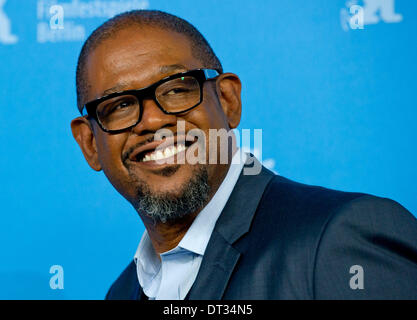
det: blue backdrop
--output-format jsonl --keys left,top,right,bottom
{"left": 0, "top": 0, "right": 416, "bottom": 299}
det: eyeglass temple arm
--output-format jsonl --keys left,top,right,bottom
{"left": 203, "top": 69, "right": 220, "bottom": 79}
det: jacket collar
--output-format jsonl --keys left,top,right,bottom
{"left": 187, "top": 156, "right": 275, "bottom": 299}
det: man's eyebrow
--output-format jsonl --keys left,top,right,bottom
{"left": 100, "top": 83, "right": 128, "bottom": 97}
{"left": 159, "top": 64, "right": 188, "bottom": 74}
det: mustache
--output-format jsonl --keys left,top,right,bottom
{"left": 122, "top": 135, "right": 156, "bottom": 164}
{"left": 122, "top": 132, "right": 185, "bottom": 164}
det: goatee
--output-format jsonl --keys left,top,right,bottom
{"left": 131, "top": 165, "right": 210, "bottom": 223}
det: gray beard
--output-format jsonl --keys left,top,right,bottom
{"left": 131, "top": 165, "right": 210, "bottom": 223}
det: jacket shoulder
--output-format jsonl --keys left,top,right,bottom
{"left": 313, "top": 194, "right": 417, "bottom": 299}
{"left": 257, "top": 175, "right": 367, "bottom": 230}
{"left": 259, "top": 175, "right": 416, "bottom": 243}
{"left": 105, "top": 260, "right": 139, "bottom": 300}
{"left": 255, "top": 175, "right": 415, "bottom": 248}
{"left": 251, "top": 175, "right": 417, "bottom": 299}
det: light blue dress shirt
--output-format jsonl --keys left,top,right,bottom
{"left": 133, "top": 150, "right": 248, "bottom": 300}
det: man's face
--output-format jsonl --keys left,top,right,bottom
{"left": 72, "top": 26, "right": 241, "bottom": 221}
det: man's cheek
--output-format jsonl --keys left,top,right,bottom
{"left": 96, "top": 135, "right": 127, "bottom": 166}
{"left": 102, "top": 164, "right": 138, "bottom": 202}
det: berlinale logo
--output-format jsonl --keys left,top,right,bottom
{"left": 341, "top": 0, "right": 403, "bottom": 31}
{"left": 0, "top": 0, "right": 18, "bottom": 44}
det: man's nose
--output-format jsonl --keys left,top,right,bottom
{"left": 130, "top": 98, "right": 178, "bottom": 135}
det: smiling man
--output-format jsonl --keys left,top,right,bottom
{"left": 71, "top": 10, "right": 417, "bottom": 300}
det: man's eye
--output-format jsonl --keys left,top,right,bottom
{"left": 106, "top": 101, "right": 135, "bottom": 114}
{"left": 100, "top": 99, "right": 136, "bottom": 117}
{"left": 114, "top": 100, "right": 134, "bottom": 109}
{"left": 165, "top": 87, "right": 189, "bottom": 95}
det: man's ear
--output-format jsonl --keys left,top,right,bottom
{"left": 215, "top": 73, "right": 242, "bottom": 129}
{"left": 70, "top": 117, "right": 102, "bottom": 171}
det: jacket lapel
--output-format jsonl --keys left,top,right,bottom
{"left": 188, "top": 157, "right": 275, "bottom": 299}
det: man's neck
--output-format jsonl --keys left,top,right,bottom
{"left": 142, "top": 211, "right": 199, "bottom": 254}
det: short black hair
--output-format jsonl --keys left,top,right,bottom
{"left": 76, "top": 9, "right": 223, "bottom": 112}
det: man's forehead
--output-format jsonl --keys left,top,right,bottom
{"left": 89, "top": 25, "right": 194, "bottom": 67}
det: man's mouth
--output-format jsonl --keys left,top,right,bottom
{"left": 128, "top": 136, "right": 196, "bottom": 164}
{"left": 140, "top": 143, "right": 187, "bottom": 162}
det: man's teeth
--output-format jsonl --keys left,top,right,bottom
{"left": 142, "top": 144, "right": 187, "bottom": 162}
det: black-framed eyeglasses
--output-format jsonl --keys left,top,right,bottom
{"left": 80, "top": 68, "right": 221, "bottom": 133}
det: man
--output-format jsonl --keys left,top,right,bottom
{"left": 71, "top": 10, "right": 417, "bottom": 299}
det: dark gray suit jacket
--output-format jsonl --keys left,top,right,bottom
{"left": 106, "top": 163, "right": 417, "bottom": 299}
